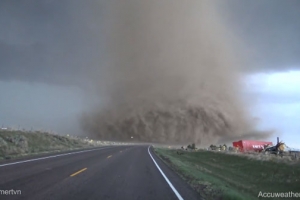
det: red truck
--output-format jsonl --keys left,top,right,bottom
{"left": 233, "top": 140, "right": 273, "bottom": 152}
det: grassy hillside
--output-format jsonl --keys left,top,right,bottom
{"left": 154, "top": 148, "right": 300, "bottom": 200}
{"left": 0, "top": 130, "right": 94, "bottom": 159}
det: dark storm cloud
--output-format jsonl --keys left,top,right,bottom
{"left": 220, "top": 0, "right": 300, "bottom": 72}
{"left": 0, "top": 0, "right": 105, "bottom": 86}
{"left": 3, "top": 0, "right": 296, "bottom": 143}
{"left": 0, "top": 0, "right": 299, "bottom": 86}
{"left": 79, "top": 0, "right": 270, "bottom": 144}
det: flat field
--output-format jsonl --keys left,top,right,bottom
{"left": 154, "top": 148, "right": 300, "bottom": 200}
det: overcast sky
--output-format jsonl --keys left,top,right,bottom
{"left": 1, "top": 0, "right": 300, "bottom": 84}
{"left": 244, "top": 71, "right": 300, "bottom": 148}
{"left": 0, "top": 0, "right": 299, "bottom": 147}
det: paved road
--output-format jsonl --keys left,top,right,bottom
{"left": 0, "top": 146, "right": 201, "bottom": 200}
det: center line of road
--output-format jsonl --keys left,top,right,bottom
{"left": 70, "top": 168, "right": 87, "bottom": 177}
{"left": 148, "top": 146, "right": 184, "bottom": 200}
{"left": 107, "top": 155, "right": 112, "bottom": 158}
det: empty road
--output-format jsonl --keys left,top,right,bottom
{"left": 0, "top": 146, "right": 200, "bottom": 200}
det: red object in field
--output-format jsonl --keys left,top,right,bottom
{"left": 232, "top": 140, "right": 273, "bottom": 152}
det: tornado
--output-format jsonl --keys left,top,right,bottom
{"left": 80, "top": 0, "right": 267, "bottom": 145}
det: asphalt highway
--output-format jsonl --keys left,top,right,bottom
{"left": 0, "top": 146, "right": 201, "bottom": 200}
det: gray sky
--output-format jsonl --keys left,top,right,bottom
{"left": 0, "top": 1, "right": 299, "bottom": 145}
{"left": 0, "top": 0, "right": 105, "bottom": 86}
{"left": 0, "top": 0, "right": 300, "bottom": 85}
{"left": 219, "top": 0, "right": 300, "bottom": 72}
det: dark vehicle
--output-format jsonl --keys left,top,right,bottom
{"left": 263, "top": 143, "right": 284, "bottom": 155}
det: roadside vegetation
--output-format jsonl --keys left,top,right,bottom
{"left": 0, "top": 130, "right": 97, "bottom": 160}
{"left": 154, "top": 148, "right": 300, "bottom": 200}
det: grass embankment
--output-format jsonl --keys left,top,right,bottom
{"left": 154, "top": 148, "right": 300, "bottom": 200}
{"left": 0, "top": 130, "right": 94, "bottom": 160}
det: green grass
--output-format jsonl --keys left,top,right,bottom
{"left": 0, "top": 130, "right": 93, "bottom": 159}
{"left": 154, "top": 148, "right": 300, "bottom": 200}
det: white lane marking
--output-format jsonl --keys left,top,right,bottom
{"left": 0, "top": 146, "right": 113, "bottom": 167}
{"left": 148, "top": 146, "right": 184, "bottom": 200}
